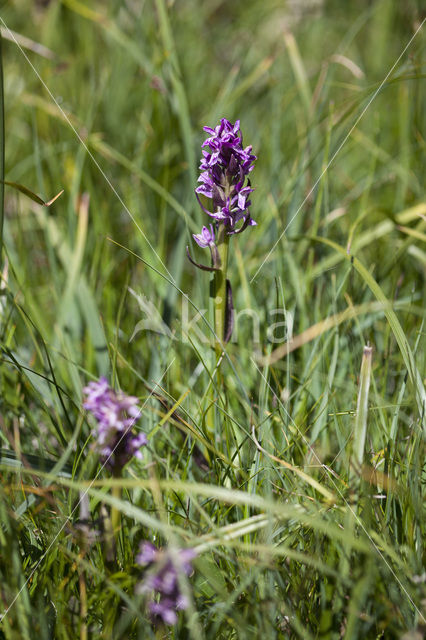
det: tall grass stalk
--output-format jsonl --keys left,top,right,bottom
{"left": 351, "top": 344, "right": 373, "bottom": 496}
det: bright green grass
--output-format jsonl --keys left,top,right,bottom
{"left": 0, "top": 1, "right": 425, "bottom": 638}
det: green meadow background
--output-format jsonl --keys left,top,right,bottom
{"left": 0, "top": 0, "right": 424, "bottom": 638}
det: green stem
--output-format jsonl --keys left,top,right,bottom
{"left": 111, "top": 483, "right": 121, "bottom": 537}
{"left": 213, "top": 225, "right": 229, "bottom": 361}
{"left": 78, "top": 552, "right": 88, "bottom": 640}
{"left": 339, "top": 345, "right": 373, "bottom": 585}
{"left": 205, "top": 225, "right": 229, "bottom": 442}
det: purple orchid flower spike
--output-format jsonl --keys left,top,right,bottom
{"left": 83, "top": 377, "right": 147, "bottom": 474}
{"left": 188, "top": 117, "right": 257, "bottom": 348}
{"left": 194, "top": 117, "right": 256, "bottom": 232}
{"left": 136, "top": 542, "right": 197, "bottom": 626}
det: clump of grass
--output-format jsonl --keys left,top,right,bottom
{"left": 0, "top": 1, "right": 425, "bottom": 638}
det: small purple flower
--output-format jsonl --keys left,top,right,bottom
{"left": 195, "top": 118, "right": 256, "bottom": 231}
{"left": 193, "top": 224, "right": 215, "bottom": 249}
{"left": 136, "top": 541, "right": 196, "bottom": 626}
{"left": 83, "top": 377, "right": 147, "bottom": 472}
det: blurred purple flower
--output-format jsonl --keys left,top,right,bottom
{"left": 83, "top": 377, "right": 147, "bottom": 472}
{"left": 136, "top": 541, "right": 196, "bottom": 626}
{"left": 195, "top": 118, "right": 256, "bottom": 231}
